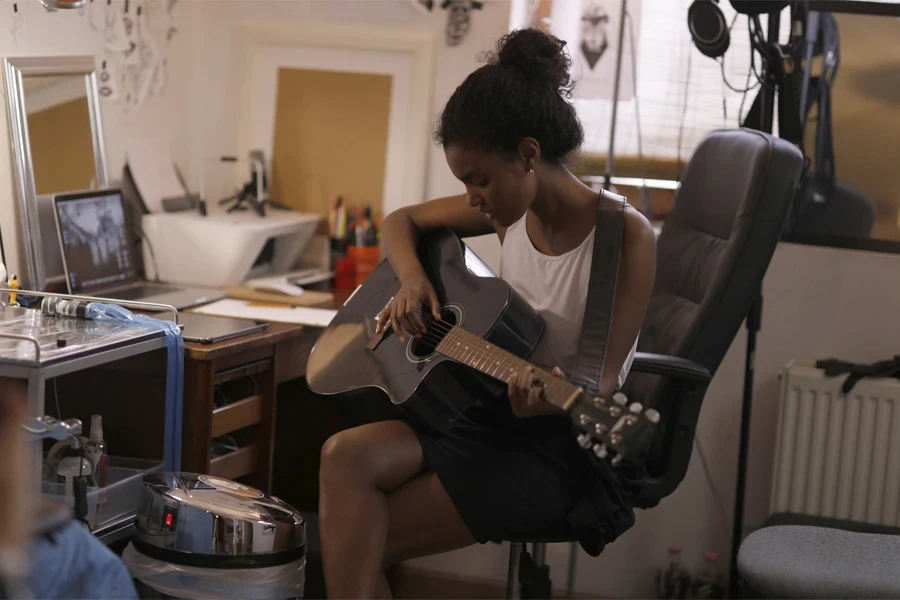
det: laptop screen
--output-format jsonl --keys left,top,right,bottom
{"left": 54, "top": 190, "right": 139, "bottom": 293}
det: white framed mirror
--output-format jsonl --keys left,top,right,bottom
{"left": 3, "top": 56, "right": 108, "bottom": 289}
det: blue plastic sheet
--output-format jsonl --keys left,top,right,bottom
{"left": 87, "top": 303, "right": 184, "bottom": 470}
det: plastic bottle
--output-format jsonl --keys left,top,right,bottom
{"left": 656, "top": 546, "right": 691, "bottom": 599}
{"left": 84, "top": 415, "right": 108, "bottom": 487}
{"left": 693, "top": 552, "right": 725, "bottom": 599}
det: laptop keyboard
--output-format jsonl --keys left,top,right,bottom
{"left": 113, "top": 283, "right": 180, "bottom": 300}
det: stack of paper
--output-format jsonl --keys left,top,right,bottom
{"left": 193, "top": 299, "right": 336, "bottom": 327}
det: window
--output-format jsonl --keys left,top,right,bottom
{"left": 511, "top": 0, "right": 791, "bottom": 180}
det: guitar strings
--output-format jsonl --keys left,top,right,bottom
{"left": 386, "top": 313, "right": 567, "bottom": 389}
{"left": 394, "top": 315, "right": 566, "bottom": 392}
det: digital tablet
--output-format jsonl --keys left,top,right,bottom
{"left": 179, "top": 312, "right": 268, "bottom": 344}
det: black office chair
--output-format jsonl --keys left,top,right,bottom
{"left": 506, "top": 128, "right": 804, "bottom": 598}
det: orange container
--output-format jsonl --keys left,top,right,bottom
{"left": 333, "top": 256, "right": 357, "bottom": 289}
{"left": 347, "top": 245, "right": 381, "bottom": 285}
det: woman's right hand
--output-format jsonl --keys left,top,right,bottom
{"left": 375, "top": 275, "right": 442, "bottom": 342}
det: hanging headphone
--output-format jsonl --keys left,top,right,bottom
{"left": 688, "top": 0, "right": 730, "bottom": 59}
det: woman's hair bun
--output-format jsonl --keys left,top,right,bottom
{"left": 492, "top": 29, "right": 574, "bottom": 98}
{"left": 437, "top": 27, "right": 584, "bottom": 164}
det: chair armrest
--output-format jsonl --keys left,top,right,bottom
{"left": 631, "top": 352, "right": 711, "bottom": 382}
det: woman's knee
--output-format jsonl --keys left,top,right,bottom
{"left": 320, "top": 429, "right": 370, "bottom": 483}
{"left": 319, "top": 421, "right": 424, "bottom": 493}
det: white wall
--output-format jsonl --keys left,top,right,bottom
{"left": 0, "top": 0, "right": 194, "bottom": 280}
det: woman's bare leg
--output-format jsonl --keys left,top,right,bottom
{"left": 319, "top": 421, "right": 475, "bottom": 598}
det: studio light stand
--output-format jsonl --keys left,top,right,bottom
{"left": 729, "top": 9, "right": 788, "bottom": 598}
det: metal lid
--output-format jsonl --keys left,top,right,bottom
{"left": 134, "top": 473, "right": 305, "bottom": 567}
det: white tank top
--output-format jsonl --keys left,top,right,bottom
{"left": 499, "top": 213, "right": 637, "bottom": 389}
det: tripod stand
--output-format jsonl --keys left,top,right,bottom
{"left": 214, "top": 152, "right": 269, "bottom": 217}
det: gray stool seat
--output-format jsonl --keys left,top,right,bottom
{"left": 738, "top": 525, "right": 900, "bottom": 598}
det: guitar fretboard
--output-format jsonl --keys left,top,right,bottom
{"left": 435, "top": 326, "right": 581, "bottom": 409}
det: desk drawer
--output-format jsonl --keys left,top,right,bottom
{"left": 209, "top": 445, "right": 257, "bottom": 481}
{"left": 214, "top": 358, "right": 272, "bottom": 386}
{"left": 211, "top": 395, "right": 263, "bottom": 438}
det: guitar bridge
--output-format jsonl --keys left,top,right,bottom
{"left": 367, "top": 298, "right": 394, "bottom": 351}
{"left": 366, "top": 325, "right": 390, "bottom": 351}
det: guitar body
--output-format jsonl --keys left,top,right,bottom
{"left": 307, "top": 229, "right": 544, "bottom": 434}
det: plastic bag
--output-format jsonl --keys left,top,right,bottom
{"left": 122, "top": 544, "right": 305, "bottom": 600}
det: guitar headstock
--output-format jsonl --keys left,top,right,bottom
{"left": 567, "top": 390, "right": 659, "bottom": 465}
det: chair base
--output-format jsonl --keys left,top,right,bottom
{"left": 507, "top": 543, "right": 553, "bottom": 599}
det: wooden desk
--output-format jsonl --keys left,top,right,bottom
{"left": 180, "top": 285, "right": 351, "bottom": 494}
{"left": 179, "top": 322, "right": 317, "bottom": 491}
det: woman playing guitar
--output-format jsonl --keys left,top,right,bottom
{"left": 319, "top": 28, "right": 657, "bottom": 598}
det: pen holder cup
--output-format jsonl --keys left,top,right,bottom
{"left": 333, "top": 257, "right": 357, "bottom": 289}
{"left": 347, "top": 245, "right": 381, "bottom": 286}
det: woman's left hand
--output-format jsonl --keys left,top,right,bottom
{"left": 508, "top": 366, "right": 566, "bottom": 418}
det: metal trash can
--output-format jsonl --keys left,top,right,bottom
{"left": 122, "top": 473, "right": 306, "bottom": 599}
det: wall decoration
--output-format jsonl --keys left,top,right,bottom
{"left": 11, "top": 3, "right": 24, "bottom": 44}
{"left": 441, "top": 0, "right": 482, "bottom": 47}
{"left": 98, "top": 59, "right": 119, "bottom": 101}
{"left": 571, "top": 0, "right": 642, "bottom": 100}
{"left": 104, "top": 0, "right": 131, "bottom": 53}
{"left": 88, "top": 0, "right": 103, "bottom": 30}
{"left": 96, "top": 0, "right": 176, "bottom": 116}
{"left": 580, "top": 2, "right": 609, "bottom": 69}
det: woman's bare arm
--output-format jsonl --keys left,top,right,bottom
{"left": 381, "top": 194, "right": 501, "bottom": 283}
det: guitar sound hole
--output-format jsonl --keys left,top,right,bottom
{"left": 409, "top": 308, "right": 458, "bottom": 359}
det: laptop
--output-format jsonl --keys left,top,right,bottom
{"left": 53, "top": 188, "right": 226, "bottom": 310}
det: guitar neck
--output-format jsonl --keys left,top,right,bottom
{"left": 435, "top": 326, "right": 582, "bottom": 410}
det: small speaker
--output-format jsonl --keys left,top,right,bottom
{"left": 688, "top": 0, "right": 730, "bottom": 59}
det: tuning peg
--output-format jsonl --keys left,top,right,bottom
{"left": 577, "top": 434, "right": 592, "bottom": 449}
{"left": 594, "top": 423, "right": 607, "bottom": 436}
{"left": 592, "top": 444, "right": 608, "bottom": 459}
{"left": 579, "top": 414, "right": 591, "bottom": 427}
{"left": 612, "top": 392, "right": 627, "bottom": 406}
{"left": 644, "top": 408, "right": 661, "bottom": 423}
{"left": 629, "top": 402, "right": 643, "bottom": 414}
{"left": 611, "top": 455, "right": 623, "bottom": 466}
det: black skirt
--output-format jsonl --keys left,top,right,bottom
{"left": 413, "top": 393, "right": 642, "bottom": 557}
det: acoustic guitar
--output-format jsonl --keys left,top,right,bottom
{"left": 306, "top": 229, "right": 658, "bottom": 464}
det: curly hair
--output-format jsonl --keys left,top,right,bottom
{"left": 435, "top": 28, "right": 584, "bottom": 164}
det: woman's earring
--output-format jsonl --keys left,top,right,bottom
{"left": 528, "top": 164, "right": 535, "bottom": 175}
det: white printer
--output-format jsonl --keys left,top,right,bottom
{"left": 141, "top": 208, "right": 320, "bottom": 288}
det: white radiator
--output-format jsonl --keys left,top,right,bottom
{"left": 770, "top": 360, "right": 900, "bottom": 526}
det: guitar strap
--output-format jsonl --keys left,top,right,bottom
{"left": 567, "top": 189, "right": 627, "bottom": 399}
